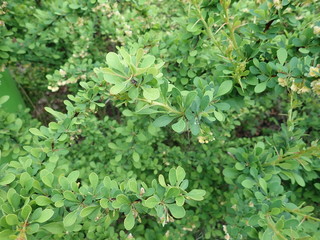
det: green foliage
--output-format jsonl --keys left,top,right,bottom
{"left": 1, "top": 0, "right": 320, "bottom": 239}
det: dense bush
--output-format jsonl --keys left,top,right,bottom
{"left": 1, "top": 0, "right": 320, "bottom": 239}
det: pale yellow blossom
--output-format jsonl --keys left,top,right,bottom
{"left": 297, "top": 86, "right": 310, "bottom": 94}
{"left": 309, "top": 67, "right": 319, "bottom": 77}
{"left": 314, "top": 26, "right": 320, "bottom": 35}
{"left": 290, "top": 83, "right": 299, "bottom": 92}
{"left": 59, "top": 69, "right": 66, "bottom": 77}
{"left": 47, "top": 86, "right": 59, "bottom": 92}
{"left": 278, "top": 77, "right": 287, "bottom": 87}
{"left": 311, "top": 80, "right": 320, "bottom": 95}
{"left": 273, "top": 0, "right": 282, "bottom": 10}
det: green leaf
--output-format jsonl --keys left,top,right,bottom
{"left": 293, "top": 173, "right": 305, "bottom": 187}
{"left": 124, "top": 211, "right": 135, "bottom": 230}
{"left": 21, "top": 205, "right": 32, "bottom": 220}
{"left": 144, "top": 196, "right": 160, "bottom": 208}
{"left": 0, "top": 173, "right": 15, "bottom": 185}
{"left": 259, "top": 178, "right": 268, "bottom": 193}
{"left": 254, "top": 82, "right": 267, "bottom": 93}
{"left": 223, "top": 168, "right": 239, "bottom": 179}
{"left": 186, "top": 189, "right": 206, "bottom": 201}
{"left": 166, "top": 187, "right": 180, "bottom": 199}
{"left": 0, "top": 95, "right": 9, "bottom": 105}
{"left": 89, "top": 172, "right": 99, "bottom": 190}
{"left": 100, "top": 199, "right": 109, "bottom": 208}
{"left": 40, "top": 170, "right": 54, "bottom": 188}
{"left": 127, "top": 178, "right": 138, "bottom": 193}
{"left": 63, "top": 191, "right": 78, "bottom": 202}
{"left": 140, "top": 55, "right": 155, "bottom": 68}
{"left": 176, "top": 166, "right": 186, "bottom": 184}
{"left": 7, "top": 189, "right": 20, "bottom": 210}
{"left": 110, "top": 82, "right": 126, "bottom": 95}
{"left": 119, "top": 49, "right": 131, "bottom": 65}
{"left": 29, "top": 128, "right": 46, "bottom": 138}
{"left": 167, "top": 204, "right": 186, "bottom": 218}
{"left": 80, "top": 206, "right": 99, "bottom": 218}
{"left": 0, "top": 230, "right": 15, "bottom": 239}
{"left": 175, "top": 196, "right": 185, "bottom": 206}
{"left": 106, "top": 52, "right": 124, "bottom": 73}
{"left": 63, "top": 211, "right": 78, "bottom": 227}
{"left": 67, "top": 171, "right": 80, "bottom": 182}
{"left": 235, "top": 162, "right": 245, "bottom": 171}
{"left": 213, "top": 111, "right": 224, "bottom": 121}
{"left": 169, "top": 168, "right": 177, "bottom": 185}
{"left": 153, "top": 115, "right": 175, "bottom": 128}
{"left": 135, "top": 48, "right": 144, "bottom": 66}
{"left": 5, "top": 214, "right": 19, "bottom": 225}
{"left": 216, "top": 80, "right": 233, "bottom": 97}
{"left": 44, "top": 107, "right": 65, "bottom": 121}
{"left": 277, "top": 48, "right": 288, "bottom": 65}
{"left": 142, "top": 87, "right": 160, "bottom": 101}
{"left": 36, "top": 209, "right": 54, "bottom": 223}
{"left": 112, "top": 194, "right": 130, "bottom": 208}
{"left": 41, "top": 222, "right": 64, "bottom": 234}
{"left": 128, "top": 87, "right": 139, "bottom": 100}
{"left": 35, "top": 196, "right": 52, "bottom": 206}
{"left": 158, "top": 174, "right": 166, "bottom": 187}
{"left": 184, "top": 91, "right": 197, "bottom": 108}
{"left": 132, "top": 151, "right": 140, "bottom": 162}
{"left": 172, "top": 118, "right": 186, "bottom": 133}
{"left": 241, "top": 179, "right": 255, "bottom": 189}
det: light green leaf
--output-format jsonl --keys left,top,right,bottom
{"left": 172, "top": 118, "right": 186, "bottom": 133}
{"left": 158, "top": 174, "right": 166, "bottom": 187}
{"left": 40, "top": 170, "right": 54, "bottom": 188}
{"left": 176, "top": 166, "right": 186, "bottom": 184}
{"left": 41, "top": 222, "right": 64, "bottom": 234}
{"left": 127, "top": 178, "right": 138, "bottom": 193}
{"left": 166, "top": 187, "right": 180, "bottom": 199}
{"left": 80, "top": 206, "right": 99, "bottom": 218}
{"left": 169, "top": 168, "right": 177, "bottom": 185}
{"left": 5, "top": 214, "right": 19, "bottom": 225}
{"left": 186, "top": 189, "right": 206, "bottom": 201}
{"left": 112, "top": 194, "right": 130, "bottom": 208}
{"left": 293, "top": 173, "right": 305, "bottom": 187}
{"left": 0, "top": 95, "right": 9, "bottom": 105}
{"left": 144, "top": 196, "right": 160, "bottom": 208}
{"left": 106, "top": 52, "right": 124, "bottom": 72}
{"left": 241, "top": 179, "right": 255, "bottom": 189}
{"left": 63, "top": 191, "right": 78, "bottom": 202}
{"left": 140, "top": 55, "right": 155, "bottom": 68}
{"left": 89, "top": 172, "right": 99, "bottom": 190}
{"left": 135, "top": 48, "right": 144, "bottom": 66}
{"left": 21, "top": 205, "right": 32, "bottom": 220}
{"left": 132, "top": 151, "right": 140, "bottom": 162}
{"left": 124, "top": 211, "right": 135, "bottom": 230}
{"left": 216, "top": 80, "right": 233, "bottom": 97}
{"left": 277, "top": 48, "right": 288, "bottom": 65}
{"left": 0, "top": 173, "right": 15, "bottom": 185}
{"left": 110, "top": 82, "right": 126, "bottom": 95}
{"left": 213, "top": 111, "right": 224, "bottom": 121}
{"left": 100, "top": 199, "right": 109, "bottom": 208}
{"left": 259, "top": 178, "right": 268, "bottom": 193}
{"left": 175, "top": 196, "right": 185, "bottom": 206}
{"left": 167, "top": 204, "right": 186, "bottom": 218}
{"left": 35, "top": 196, "right": 52, "bottom": 206}
{"left": 63, "top": 211, "right": 78, "bottom": 227}
{"left": 254, "top": 82, "right": 267, "bottom": 93}
{"left": 36, "top": 209, "right": 54, "bottom": 223}
{"left": 153, "top": 115, "right": 175, "bottom": 128}
{"left": 142, "top": 87, "right": 160, "bottom": 101}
